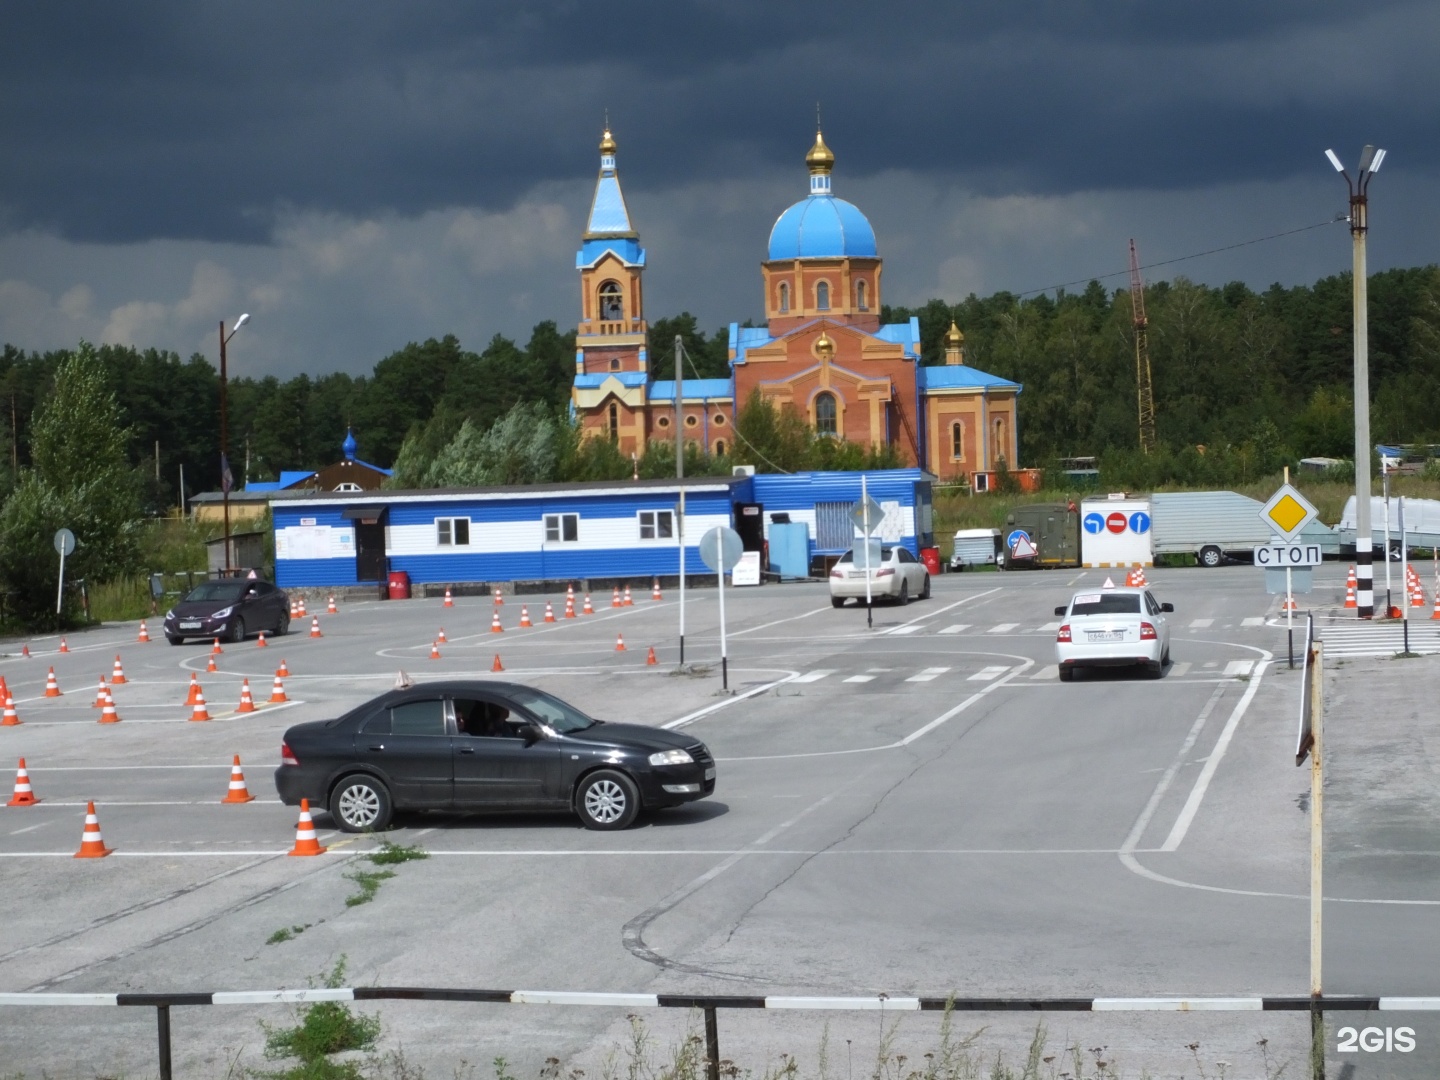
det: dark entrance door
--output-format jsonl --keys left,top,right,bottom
{"left": 733, "top": 502, "right": 765, "bottom": 551}
{"left": 354, "top": 517, "right": 386, "bottom": 581}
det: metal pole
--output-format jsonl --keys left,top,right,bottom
{"left": 55, "top": 546, "right": 66, "bottom": 622}
{"left": 703, "top": 1005, "right": 720, "bottom": 1080}
{"left": 219, "top": 321, "right": 231, "bottom": 574}
{"left": 1383, "top": 464, "right": 1392, "bottom": 614}
{"left": 862, "top": 473, "right": 873, "bottom": 630}
{"left": 675, "top": 335, "right": 685, "bottom": 665}
{"left": 1401, "top": 497, "right": 1410, "bottom": 654}
{"left": 1309, "top": 638, "right": 1325, "bottom": 1080}
{"left": 1351, "top": 187, "right": 1373, "bottom": 619}
{"left": 1287, "top": 565, "right": 1294, "bottom": 669}
{"left": 156, "top": 1004, "right": 173, "bottom": 1080}
{"left": 718, "top": 552, "right": 728, "bottom": 692}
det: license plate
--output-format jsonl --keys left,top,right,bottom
{"left": 179, "top": 621, "right": 202, "bottom": 630}
{"left": 704, "top": 767, "right": 715, "bottom": 781}
{"left": 1087, "top": 631, "right": 1123, "bottom": 642}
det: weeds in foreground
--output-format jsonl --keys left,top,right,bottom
{"left": 255, "top": 958, "right": 380, "bottom": 1080}
{"left": 366, "top": 840, "right": 431, "bottom": 866}
{"left": 343, "top": 870, "right": 396, "bottom": 907}
{"left": 267, "top": 924, "right": 314, "bottom": 945}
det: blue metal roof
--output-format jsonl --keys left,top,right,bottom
{"left": 244, "top": 481, "right": 281, "bottom": 493}
{"left": 768, "top": 195, "right": 877, "bottom": 260}
{"left": 648, "top": 378, "right": 734, "bottom": 401}
{"left": 729, "top": 320, "right": 918, "bottom": 364}
{"left": 586, "top": 172, "right": 635, "bottom": 236}
{"left": 918, "top": 366, "right": 1023, "bottom": 392}
{"left": 352, "top": 458, "right": 393, "bottom": 477}
{"left": 576, "top": 237, "right": 646, "bottom": 268}
{"left": 574, "top": 371, "right": 649, "bottom": 389}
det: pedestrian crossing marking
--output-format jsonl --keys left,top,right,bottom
{"left": 988, "top": 623, "right": 1019, "bottom": 634}
{"left": 1242, "top": 617, "right": 1264, "bottom": 628}
{"left": 793, "top": 670, "right": 834, "bottom": 683}
{"left": 1031, "top": 665, "right": 1058, "bottom": 680}
{"left": 906, "top": 667, "right": 951, "bottom": 682}
{"left": 1171, "top": 662, "right": 1192, "bottom": 677}
{"left": 886, "top": 625, "right": 922, "bottom": 635}
{"left": 1189, "top": 619, "right": 1214, "bottom": 629}
{"left": 1223, "top": 660, "right": 1254, "bottom": 677}
{"left": 968, "top": 665, "right": 1011, "bottom": 682}
{"left": 842, "top": 675, "right": 876, "bottom": 683}
{"left": 1037, "top": 621, "right": 1062, "bottom": 632}
{"left": 938, "top": 624, "right": 971, "bottom": 634}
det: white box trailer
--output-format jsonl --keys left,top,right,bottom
{"left": 1151, "top": 490, "right": 1338, "bottom": 567}
{"left": 1338, "top": 496, "right": 1440, "bottom": 556}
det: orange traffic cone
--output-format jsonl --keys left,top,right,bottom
{"left": 189, "top": 689, "right": 211, "bottom": 722}
{"left": 519, "top": 606, "right": 533, "bottom": 628}
{"left": 256, "top": 630, "right": 268, "bottom": 648}
{"left": 92, "top": 676, "right": 109, "bottom": 708}
{"left": 429, "top": 641, "right": 441, "bottom": 660}
{"left": 98, "top": 689, "right": 120, "bottom": 724}
{"left": 327, "top": 595, "right": 338, "bottom": 614}
{"left": 564, "top": 594, "right": 576, "bottom": 619}
{"left": 492, "top": 585, "right": 503, "bottom": 606}
{"left": 21, "top": 644, "right": 30, "bottom": 658}
{"left": 138, "top": 621, "right": 150, "bottom": 643}
{"left": 7, "top": 758, "right": 37, "bottom": 804}
{"left": 289, "top": 599, "right": 298, "bottom": 620}
{"left": 583, "top": 594, "right": 594, "bottom": 615}
{"left": 623, "top": 585, "right": 633, "bottom": 606}
{"left": 297, "top": 597, "right": 307, "bottom": 618}
{"left": 237, "top": 679, "right": 256, "bottom": 713}
{"left": 491, "top": 653, "right": 504, "bottom": 672}
{"left": 646, "top": 646, "right": 657, "bottom": 666}
{"left": 566, "top": 583, "right": 576, "bottom": 606}
{"left": 277, "top": 659, "right": 290, "bottom": 677}
{"left": 212, "top": 638, "right": 223, "bottom": 654}
{"left": 44, "top": 667, "right": 61, "bottom": 697}
{"left": 110, "top": 655, "right": 127, "bottom": 684}
{"left": 1282, "top": 595, "right": 1298, "bottom": 612}
{"left": 544, "top": 602, "right": 556, "bottom": 623}
{"left": 652, "top": 578, "right": 662, "bottom": 601}
{"left": 74, "top": 802, "right": 112, "bottom": 858}
{"left": 59, "top": 637, "right": 69, "bottom": 654}
{"left": 309, "top": 616, "right": 322, "bottom": 638}
{"left": 443, "top": 588, "right": 454, "bottom": 608}
{"left": 615, "top": 633, "right": 626, "bottom": 652}
{"left": 611, "top": 587, "right": 622, "bottom": 608}
{"left": 185, "top": 672, "right": 201, "bottom": 705}
{"left": 490, "top": 609, "right": 503, "bottom": 634}
{"left": 1343, "top": 580, "right": 1358, "bottom": 609}
{"left": 222, "top": 755, "right": 255, "bottom": 803}
{"left": 206, "top": 653, "right": 218, "bottom": 673}
{"left": 437, "top": 627, "right": 447, "bottom": 643}
{"left": 2, "top": 693, "right": 20, "bottom": 727}
{"left": 1430, "top": 593, "right": 1440, "bottom": 620}
{"left": 287, "top": 798, "right": 326, "bottom": 856}
{"left": 269, "top": 674, "right": 288, "bottom": 703}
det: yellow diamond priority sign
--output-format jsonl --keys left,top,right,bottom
{"left": 1260, "top": 483, "right": 1319, "bottom": 541}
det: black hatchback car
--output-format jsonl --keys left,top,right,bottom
{"left": 164, "top": 578, "right": 291, "bottom": 644}
{"left": 274, "top": 680, "right": 716, "bottom": 831}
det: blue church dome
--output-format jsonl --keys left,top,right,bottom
{"left": 767, "top": 195, "right": 877, "bottom": 260}
{"left": 342, "top": 429, "right": 357, "bottom": 460}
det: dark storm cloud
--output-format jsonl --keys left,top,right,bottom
{"left": 2, "top": 1, "right": 1433, "bottom": 246}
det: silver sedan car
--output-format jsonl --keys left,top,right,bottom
{"left": 1054, "top": 585, "right": 1173, "bottom": 681}
{"left": 829, "top": 546, "right": 931, "bottom": 607}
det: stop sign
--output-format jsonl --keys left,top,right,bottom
{"left": 1106, "top": 512, "right": 1127, "bottom": 534}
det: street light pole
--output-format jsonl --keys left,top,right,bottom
{"left": 1327, "top": 145, "right": 1385, "bottom": 619}
{"left": 218, "top": 313, "right": 250, "bottom": 574}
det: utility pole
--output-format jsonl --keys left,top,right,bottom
{"left": 1327, "top": 145, "right": 1386, "bottom": 619}
{"left": 217, "top": 314, "right": 250, "bottom": 574}
{"left": 1129, "top": 239, "right": 1157, "bottom": 454}
{"left": 675, "top": 334, "right": 686, "bottom": 664}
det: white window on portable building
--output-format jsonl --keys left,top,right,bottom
{"left": 544, "top": 513, "right": 579, "bottom": 543}
{"left": 639, "top": 509, "right": 674, "bottom": 540}
{"left": 437, "top": 518, "right": 471, "bottom": 546}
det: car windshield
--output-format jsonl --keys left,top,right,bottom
{"left": 507, "top": 687, "right": 597, "bottom": 732}
{"left": 835, "top": 548, "right": 895, "bottom": 564}
{"left": 1069, "top": 593, "right": 1142, "bottom": 616}
{"left": 182, "top": 582, "right": 247, "bottom": 603}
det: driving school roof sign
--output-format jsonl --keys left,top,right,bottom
{"left": 1079, "top": 497, "right": 1152, "bottom": 568}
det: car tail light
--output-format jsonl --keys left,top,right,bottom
{"left": 280, "top": 741, "right": 299, "bottom": 766}
{"left": 875, "top": 568, "right": 894, "bottom": 578}
{"left": 1056, "top": 624, "right": 1071, "bottom": 642}
{"left": 830, "top": 568, "right": 844, "bottom": 578}
{"left": 1140, "top": 622, "right": 1157, "bottom": 640}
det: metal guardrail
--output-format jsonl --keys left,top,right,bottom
{"left": 2, "top": 987, "right": 1433, "bottom": 1080}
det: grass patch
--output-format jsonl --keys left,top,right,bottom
{"left": 255, "top": 958, "right": 380, "bottom": 1080}
{"left": 366, "top": 840, "right": 430, "bottom": 866}
{"left": 343, "top": 869, "right": 395, "bottom": 907}
{"left": 267, "top": 924, "right": 313, "bottom": 945}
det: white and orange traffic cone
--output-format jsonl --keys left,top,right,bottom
{"left": 615, "top": 632, "right": 626, "bottom": 652}
{"left": 611, "top": 587, "right": 622, "bottom": 608}
{"left": 443, "top": 588, "right": 454, "bottom": 608}
{"left": 492, "top": 585, "right": 503, "bottom": 606}
{"left": 429, "top": 641, "right": 441, "bottom": 660}
{"left": 44, "top": 667, "right": 61, "bottom": 697}
{"left": 490, "top": 609, "right": 503, "bottom": 634}
{"left": 212, "top": 638, "right": 223, "bottom": 654}
{"left": 8, "top": 758, "right": 37, "bottom": 804}
{"left": 543, "top": 602, "right": 556, "bottom": 623}
{"left": 289, "top": 598, "right": 298, "bottom": 620}
{"left": 328, "top": 595, "right": 338, "bottom": 615}
{"left": 583, "top": 593, "right": 594, "bottom": 615}
{"left": 564, "top": 594, "right": 576, "bottom": 619}
{"left": 519, "top": 606, "right": 533, "bottom": 628}
{"left": 623, "top": 585, "right": 633, "bottom": 607}
{"left": 189, "top": 689, "right": 211, "bottom": 722}
{"left": 646, "top": 646, "right": 657, "bottom": 666}
{"left": 222, "top": 755, "right": 255, "bottom": 803}
{"left": 185, "top": 672, "right": 201, "bottom": 706}
{"left": 137, "top": 621, "right": 150, "bottom": 643}
{"left": 98, "top": 688, "right": 120, "bottom": 724}
{"left": 309, "top": 616, "right": 322, "bottom": 638}
{"left": 59, "top": 637, "right": 69, "bottom": 654}
{"left": 1282, "top": 595, "right": 1298, "bottom": 612}
{"left": 566, "top": 583, "right": 576, "bottom": 606}
{"left": 1344, "top": 566, "right": 1358, "bottom": 608}
{"left": 652, "top": 577, "right": 662, "bottom": 601}
{"left": 74, "top": 802, "right": 112, "bottom": 858}
{"left": 287, "top": 799, "right": 326, "bottom": 856}
{"left": 2, "top": 693, "right": 21, "bottom": 727}
{"left": 269, "top": 674, "right": 289, "bottom": 703}
{"left": 437, "top": 627, "right": 448, "bottom": 644}
{"left": 92, "top": 676, "right": 109, "bottom": 708}
{"left": 297, "top": 597, "right": 307, "bottom": 618}
{"left": 206, "top": 653, "right": 218, "bottom": 673}
{"left": 491, "top": 653, "right": 504, "bottom": 672}
{"left": 110, "top": 655, "right": 127, "bottom": 685}
{"left": 256, "top": 630, "right": 268, "bottom": 648}
{"left": 21, "top": 644, "right": 30, "bottom": 658}
{"left": 237, "top": 679, "right": 256, "bottom": 713}
{"left": 1431, "top": 592, "right": 1440, "bottom": 621}
{"left": 277, "top": 659, "right": 290, "bottom": 678}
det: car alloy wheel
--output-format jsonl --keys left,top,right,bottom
{"left": 897, "top": 580, "right": 909, "bottom": 605}
{"left": 577, "top": 769, "right": 639, "bottom": 830}
{"left": 920, "top": 574, "right": 931, "bottom": 600}
{"left": 331, "top": 775, "right": 392, "bottom": 832}
{"left": 228, "top": 616, "right": 246, "bottom": 644}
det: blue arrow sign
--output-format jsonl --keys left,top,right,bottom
{"left": 1129, "top": 511, "right": 1151, "bottom": 534}
{"left": 1082, "top": 512, "right": 1105, "bottom": 535}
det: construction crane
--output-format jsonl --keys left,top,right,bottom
{"left": 1129, "top": 238, "right": 1157, "bottom": 454}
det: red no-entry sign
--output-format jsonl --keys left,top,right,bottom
{"left": 1106, "top": 512, "right": 1127, "bottom": 534}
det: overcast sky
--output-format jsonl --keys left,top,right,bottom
{"left": 1, "top": 1, "right": 1436, "bottom": 377}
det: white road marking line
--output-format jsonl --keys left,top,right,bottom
{"left": 1036, "top": 622, "right": 1061, "bottom": 632}
{"left": 968, "top": 665, "right": 1011, "bottom": 682}
{"left": 1189, "top": 618, "right": 1214, "bottom": 629}
{"left": 1242, "top": 617, "right": 1264, "bottom": 627}
{"left": 7, "top": 801, "right": 284, "bottom": 807}
{"left": 1030, "top": 665, "right": 1058, "bottom": 680}
{"left": 1171, "top": 662, "right": 1192, "bottom": 677}
{"left": 937, "top": 624, "right": 971, "bottom": 635}
{"left": 906, "top": 667, "right": 951, "bottom": 682}
{"left": 662, "top": 670, "right": 802, "bottom": 729}
{"left": 1202, "top": 662, "right": 1217, "bottom": 669}
{"left": 1222, "top": 660, "right": 1254, "bottom": 677}
{"left": 885, "top": 625, "right": 922, "bottom": 635}
{"left": 878, "top": 587, "right": 1003, "bottom": 635}
{"left": 729, "top": 605, "right": 832, "bottom": 637}
{"left": 791, "top": 670, "right": 835, "bottom": 683}
{"left": 1161, "top": 657, "right": 1272, "bottom": 850}
{"left": 988, "top": 623, "right": 1019, "bottom": 634}
{"left": 9, "top": 822, "right": 52, "bottom": 835}
{"left": 842, "top": 675, "right": 876, "bottom": 683}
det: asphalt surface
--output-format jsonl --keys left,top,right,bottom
{"left": 0, "top": 567, "right": 1437, "bottom": 1078}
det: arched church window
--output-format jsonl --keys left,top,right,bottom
{"left": 599, "top": 281, "right": 624, "bottom": 321}
{"left": 856, "top": 280, "right": 868, "bottom": 311}
{"left": 778, "top": 282, "right": 790, "bottom": 313}
{"left": 950, "top": 421, "right": 964, "bottom": 461}
{"left": 608, "top": 402, "right": 619, "bottom": 441}
{"left": 714, "top": 439, "right": 726, "bottom": 457}
{"left": 816, "top": 281, "right": 830, "bottom": 311}
{"left": 609, "top": 358, "right": 621, "bottom": 371}
{"left": 993, "top": 418, "right": 1006, "bottom": 462}
{"left": 815, "top": 392, "right": 837, "bottom": 436}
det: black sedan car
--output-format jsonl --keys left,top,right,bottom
{"left": 274, "top": 680, "right": 716, "bottom": 831}
{"left": 164, "top": 578, "right": 291, "bottom": 644}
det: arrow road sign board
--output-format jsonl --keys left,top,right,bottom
{"left": 1260, "top": 483, "right": 1319, "bottom": 542}
{"left": 54, "top": 528, "right": 75, "bottom": 556}
{"left": 850, "top": 496, "right": 885, "bottom": 536}
{"left": 699, "top": 526, "right": 744, "bottom": 572}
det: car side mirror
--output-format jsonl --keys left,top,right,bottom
{"left": 1053, "top": 605, "right": 1067, "bottom": 616}
{"left": 1160, "top": 602, "right": 1174, "bottom": 612}
{"left": 522, "top": 724, "right": 545, "bottom": 744}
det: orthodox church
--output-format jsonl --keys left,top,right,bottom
{"left": 569, "top": 127, "right": 1021, "bottom": 483}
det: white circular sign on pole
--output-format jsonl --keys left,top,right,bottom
{"left": 54, "top": 528, "right": 76, "bottom": 556}
{"left": 698, "top": 526, "right": 743, "bottom": 572}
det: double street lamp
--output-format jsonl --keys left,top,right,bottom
{"left": 1326, "top": 145, "right": 1386, "bottom": 619}
{"left": 219, "top": 313, "right": 250, "bottom": 574}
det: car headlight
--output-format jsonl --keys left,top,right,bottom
{"left": 648, "top": 749, "right": 694, "bottom": 767}
{"left": 212, "top": 606, "right": 233, "bottom": 619}
{"left": 164, "top": 609, "right": 175, "bottom": 621}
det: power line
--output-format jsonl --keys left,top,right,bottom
{"left": 1013, "top": 215, "right": 1348, "bottom": 299}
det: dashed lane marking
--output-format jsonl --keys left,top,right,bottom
{"left": 938, "top": 624, "right": 971, "bottom": 635}
{"left": 1189, "top": 619, "right": 1214, "bottom": 629}
{"left": 968, "top": 665, "right": 1012, "bottom": 682}
{"left": 988, "top": 623, "right": 1019, "bottom": 634}
{"left": 842, "top": 675, "right": 876, "bottom": 683}
{"left": 905, "top": 667, "right": 950, "bottom": 683}
{"left": 1242, "top": 617, "right": 1264, "bottom": 627}
{"left": 791, "top": 670, "right": 835, "bottom": 684}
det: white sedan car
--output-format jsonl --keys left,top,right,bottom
{"left": 829, "top": 546, "right": 931, "bottom": 607}
{"left": 1054, "top": 585, "right": 1173, "bottom": 681}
